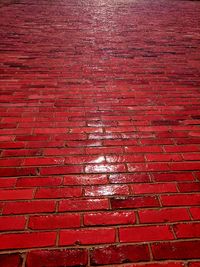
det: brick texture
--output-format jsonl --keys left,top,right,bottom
{"left": 0, "top": 0, "right": 200, "bottom": 266}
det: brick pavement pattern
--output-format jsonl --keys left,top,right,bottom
{"left": 0, "top": 0, "right": 200, "bottom": 266}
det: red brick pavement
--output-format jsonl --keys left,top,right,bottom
{"left": 0, "top": 0, "right": 200, "bottom": 266}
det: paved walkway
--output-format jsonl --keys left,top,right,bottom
{"left": 0, "top": 0, "right": 200, "bottom": 266}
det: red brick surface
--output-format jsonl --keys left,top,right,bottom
{"left": 0, "top": 0, "right": 200, "bottom": 266}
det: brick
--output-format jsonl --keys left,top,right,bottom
{"left": 161, "top": 194, "right": 200, "bottom": 206}
{"left": 145, "top": 153, "right": 182, "bottom": 162}
{"left": 0, "top": 158, "right": 22, "bottom": 167}
{"left": 120, "top": 225, "right": 174, "bottom": 242}
{"left": 0, "top": 189, "right": 34, "bottom": 200}
{"left": 169, "top": 162, "right": 200, "bottom": 171}
{"left": 182, "top": 153, "right": 200, "bottom": 161}
{"left": 125, "top": 145, "right": 162, "bottom": 153}
{"left": 84, "top": 185, "right": 129, "bottom": 196}
{"left": 173, "top": 223, "right": 200, "bottom": 238}
{"left": 152, "top": 240, "right": 200, "bottom": 260}
{"left": 23, "top": 157, "right": 65, "bottom": 166}
{"left": 66, "top": 140, "right": 102, "bottom": 147}
{"left": 26, "top": 141, "right": 64, "bottom": 149}
{"left": 110, "top": 196, "right": 160, "bottom": 209}
{"left": 59, "top": 228, "right": 115, "bottom": 245}
{"left": 0, "top": 254, "right": 22, "bottom": 267}
{"left": 0, "top": 232, "right": 56, "bottom": 249}
{"left": 26, "top": 249, "right": 88, "bottom": 267}
{"left": 139, "top": 208, "right": 190, "bottom": 223}
{"left": 188, "top": 263, "right": 200, "bottom": 267}
{"left": 65, "top": 155, "right": 105, "bottom": 164}
{"left": 86, "top": 146, "right": 123, "bottom": 155}
{"left": 0, "top": 178, "right": 16, "bottom": 188}
{"left": 40, "top": 166, "right": 84, "bottom": 175}
{"left": 0, "top": 216, "right": 26, "bottom": 231}
{"left": 109, "top": 173, "right": 150, "bottom": 183}
{"left": 137, "top": 126, "right": 170, "bottom": 132}
{"left": 164, "top": 145, "right": 200, "bottom": 153}
{"left": 85, "top": 164, "right": 126, "bottom": 173}
{"left": 16, "top": 134, "right": 50, "bottom": 141}
{"left": 141, "top": 139, "right": 174, "bottom": 145}
{"left": 63, "top": 174, "right": 108, "bottom": 185}
{"left": 35, "top": 187, "right": 82, "bottom": 199}
{"left": 0, "top": 141, "right": 26, "bottom": 149}
{"left": 59, "top": 198, "right": 109, "bottom": 212}
{"left": 2, "top": 149, "right": 42, "bottom": 157}
{"left": 43, "top": 148, "right": 84, "bottom": 156}
{"left": 84, "top": 211, "right": 136, "bottom": 226}
{"left": 177, "top": 182, "right": 200, "bottom": 192}
{"left": 127, "top": 163, "right": 170, "bottom": 172}
{"left": 190, "top": 207, "right": 200, "bottom": 220}
{"left": 127, "top": 263, "right": 184, "bottom": 267}
{"left": 106, "top": 154, "right": 144, "bottom": 163}
{"left": 0, "top": 168, "right": 36, "bottom": 177}
{"left": 103, "top": 139, "right": 138, "bottom": 146}
{"left": 16, "top": 177, "right": 62, "bottom": 187}
{"left": 90, "top": 244, "right": 150, "bottom": 265}
{"left": 29, "top": 214, "right": 80, "bottom": 230}
{"left": 152, "top": 172, "right": 194, "bottom": 182}
{"left": 131, "top": 183, "right": 177, "bottom": 194}
{"left": 3, "top": 201, "right": 56, "bottom": 215}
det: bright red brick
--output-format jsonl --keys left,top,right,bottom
{"left": 85, "top": 163, "right": 126, "bottom": 173}
{"left": 139, "top": 208, "right": 190, "bottom": 223}
{"left": 125, "top": 145, "right": 163, "bottom": 153}
{"left": 35, "top": 187, "right": 82, "bottom": 199}
{"left": 59, "top": 228, "right": 115, "bottom": 245}
{"left": 86, "top": 146, "right": 123, "bottom": 155}
{"left": 59, "top": 198, "right": 109, "bottom": 212}
{"left": 0, "top": 178, "right": 16, "bottom": 188}
{"left": 0, "top": 189, "right": 34, "bottom": 200}
{"left": 190, "top": 207, "right": 200, "bottom": 220}
{"left": 16, "top": 177, "right": 62, "bottom": 187}
{"left": 65, "top": 155, "right": 105, "bottom": 164}
{"left": 164, "top": 145, "right": 199, "bottom": 153}
{"left": 0, "top": 158, "right": 22, "bottom": 167}
{"left": 0, "top": 216, "right": 26, "bottom": 231}
{"left": 3, "top": 201, "right": 56, "bottom": 215}
{"left": 84, "top": 185, "right": 129, "bottom": 196}
{"left": 173, "top": 223, "right": 200, "bottom": 238}
{"left": 29, "top": 214, "right": 80, "bottom": 230}
{"left": 40, "top": 166, "right": 84, "bottom": 175}
{"left": 131, "top": 183, "right": 177, "bottom": 194}
{"left": 145, "top": 153, "right": 182, "bottom": 162}
{"left": 127, "top": 163, "right": 170, "bottom": 172}
{"left": 169, "top": 162, "right": 200, "bottom": 171}
{"left": 0, "top": 168, "right": 36, "bottom": 177}
{"left": 84, "top": 211, "right": 136, "bottom": 226}
{"left": 0, "top": 232, "right": 56, "bottom": 249}
{"left": 177, "top": 182, "right": 200, "bottom": 192}
{"left": 109, "top": 173, "right": 150, "bottom": 183}
{"left": 23, "top": 157, "right": 65, "bottom": 166}
{"left": 152, "top": 172, "right": 195, "bottom": 182}
{"left": 161, "top": 194, "right": 200, "bottom": 206}
{"left": 43, "top": 148, "right": 84, "bottom": 156}
{"left": 106, "top": 154, "right": 144, "bottom": 163}
{"left": 63, "top": 174, "right": 108, "bottom": 185}
{"left": 120, "top": 225, "right": 174, "bottom": 242}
